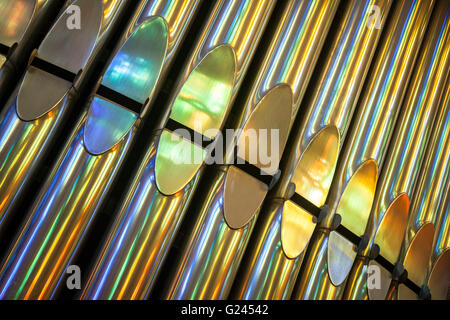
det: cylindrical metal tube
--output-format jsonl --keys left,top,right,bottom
{"left": 233, "top": 0, "right": 392, "bottom": 300}
{"left": 425, "top": 78, "right": 450, "bottom": 301}
{"left": 293, "top": 0, "right": 434, "bottom": 300}
{"left": 0, "top": 0, "right": 201, "bottom": 299}
{"left": 0, "top": 1, "right": 70, "bottom": 110}
{"left": 0, "top": 0, "right": 48, "bottom": 68}
{"left": 163, "top": 0, "right": 340, "bottom": 300}
{"left": 427, "top": 185, "right": 450, "bottom": 300}
{"left": 0, "top": 0, "right": 126, "bottom": 228}
{"left": 343, "top": 1, "right": 450, "bottom": 299}
{"left": 394, "top": 74, "right": 450, "bottom": 300}
{"left": 82, "top": 0, "right": 275, "bottom": 300}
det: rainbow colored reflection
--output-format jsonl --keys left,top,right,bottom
{"left": 102, "top": 17, "right": 168, "bottom": 105}
{"left": 0, "top": 126, "right": 133, "bottom": 299}
{"left": 0, "top": 97, "right": 66, "bottom": 226}
{"left": 0, "top": 0, "right": 37, "bottom": 46}
{"left": 84, "top": 97, "right": 138, "bottom": 155}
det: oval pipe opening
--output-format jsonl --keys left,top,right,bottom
{"left": 337, "top": 160, "right": 378, "bottom": 236}
{"left": 400, "top": 222, "right": 435, "bottom": 299}
{"left": 223, "top": 85, "right": 292, "bottom": 229}
{"left": 281, "top": 200, "right": 316, "bottom": 259}
{"left": 328, "top": 160, "right": 378, "bottom": 286}
{"left": 155, "top": 45, "right": 236, "bottom": 195}
{"left": 374, "top": 193, "right": 410, "bottom": 264}
{"left": 16, "top": 0, "right": 104, "bottom": 121}
{"left": 84, "top": 17, "right": 168, "bottom": 155}
{"left": 291, "top": 126, "right": 340, "bottom": 207}
{"left": 236, "top": 84, "right": 292, "bottom": 174}
{"left": 428, "top": 249, "right": 450, "bottom": 300}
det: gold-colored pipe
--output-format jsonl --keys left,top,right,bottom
{"left": 232, "top": 0, "right": 392, "bottom": 300}
{"left": 393, "top": 75, "right": 450, "bottom": 300}
{"left": 0, "top": 0, "right": 200, "bottom": 299}
{"left": 292, "top": 0, "right": 434, "bottom": 300}
{"left": 162, "top": 0, "right": 340, "bottom": 300}
{"left": 0, "top": 0, "right": 48, "bottom": 68}
{"left": 343, "top": 0, "right": 450, "bottom": 299}
{"left": 81, "top": 0, "right": 275, "bottom": 300}
{"left": 427, "top": 181, "right": 450, "bottom": 300}
{"left": 426, "top": 190, "right": 450, "bottom": 300}
{"left": 0, "top": 0, "right": 126, "bottom": 228}
{"left": 426, "top": 146, "right": 450, "bottom": 300}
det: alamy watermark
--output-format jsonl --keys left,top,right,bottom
{"left": 169, "top": 124, "right": 281, "bottom": 175}
{"left": 66, "top": 4, "right": 81, "bottom": 30}
{"left": 367, "top": 264, "right": 381, "bottom": 290}
{"left": 367, "top": 5, "right": 382, "bottom": 29}
{"left": 66, "top": 265, "right": 81, "bottom": 290}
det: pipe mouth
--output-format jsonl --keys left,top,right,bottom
{"left": 400, "top": 222, "right": 435, "bottom": 299}
{"left": 0, "top": 0, "right": 37, "bottom": 46}
{"left": 223, "top": 166, "right": 267, "bottom": 229}
{"left": 84, "top": 97, "right": 137, "bottom": 155}
{"left": 328, "top": 160, "right": 378, "bottom": 286}
{"left": 37, "top": 0, "right": 102, "bottom": 73}
{"left": 367, "top": 260, "right": 393, "bottom": 300}
{"left": 16, "top": 67, "right": 72, "bottom": 121}
{"left": 155, "top": 45, "right": 236, "bottom": 195}
{"left": 84, "top": 17, "right": 168, "bottom": 155}
{"left": 374, "top": 193, "right": 410, "bottom": 264}
{"left": 292, "top": 125, "right": 340, "bottom": 207}
{"left": 168, "top": 44, "right": 236, "bottom": 138}
{"left": 337, "top": 159, "right": 378, "bottom": 236}
{"left": 222, "top": 85, "right": 292, "bottom": 229}
{"left": 428, "top": 249, "right": 450, "bottom": 300}
{"left": 235, "top": 84, "right": 292, "bottom": 175}
{"left": 281, "top": 200, "right": 316, "bottom": 259}
{"left": 328, "top": 230, "right": 356, "bottom": 286}
{"left": 17, "top": 0, "right": 103, "bottom": 121}
{"left": 101, "top": 16, "right": 168, "bottom": 105}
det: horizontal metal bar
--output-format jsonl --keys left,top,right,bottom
{"left": 290, "top": 193, "right": 321, "bottom": 218}
{"left": 96, "top": 85, "right": 143, "bottom": 114}
{"left": 18, "top": 57, "right": 425, "bottom": 298}
{"left": 31, "top": 56, "right": 77, "bottom": 83}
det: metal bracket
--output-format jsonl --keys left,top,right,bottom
{"left": 392, "top": 262, "right": 408, "bottom": 283}
{"left": 419, "top": 285, "right": 431, "bottom": 300}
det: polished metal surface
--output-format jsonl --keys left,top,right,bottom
{"left": 82, "top": 0, "right": 275, "bottom": 300}
{"left": 239, "top": 0, "right": 391, "bottom": 300}
{"left": 0, "top": 55, "right": 6, "bottom": 68}
{"left": 0, "top": 0, "right": 43, "bottom": 47}
{"left": 16, "top": 0, "right": 106, "bottom": 121}
{"left": 427, "top": 249, "right": 450, "bottom": 300}
{"left": 406, "top": 75, "right": 450, "bottom": 300}
{"left": 424, "top": 81, "right": 450, "bottom": 260}
{"left": 155, "top": 0, "right": 276, "bottom": 196}
{"left": 84, "top": 16, "right": 167, "bottom": 154}
{"left": 294, "top": 0, "right": 434, "bottom": 299}
{"left": 0, "top": 0, "right": 447, "bottom": 302}
{"left": 403, "top": 223, "right": 435, "bottom": 291}
{"left": 344, "top": 0, "right": 450, "bottom": 299}
{"left": 16, "top": 66, "right": 73, "bottom": 121}
{"left": 165, "top": 0, "right": 340, "bottom": 300}
{"left": 155, "top": 44, "right": 236, "bottom": 195}
{"left": 84, "top": 97, "right": 138, "bottom": 155}
{"left": 392, "top": 70, "right": 450, "bottom": 300}
{"left": 0, "top": 0, "right": 125, "bottom": 228}
{"left": 0, "top": 119, "right": 134, "bottom": 299}
{"left": 0, "top": 0, "right": 200, "bottom": 299}
{"left": 37, "top": 0, "right": 102, "bottom": 73}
